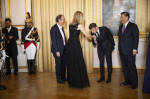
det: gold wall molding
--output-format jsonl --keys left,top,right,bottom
{"left": 113, "top": 35, "right": 147, "bottom": 38}
{"left": 8, "top": 0, "right": 11, "bottom": 18}
{"left": 136, "top": 0, "right": 148, "bottom": 33}
{"left": 148, "top": 0, "right": 150, "bottom": 32}
{"left": 7, "top": 0, "right": 28, "bottom": 25}
{"left": 93, "top": 0, "right": 102, "bottom": 26}
{"left": 13, "top": 25, "right": 25, "bottom": 27}
{"left": 25, "top": 0, "right": 27, "bottom": 17}
{"left": 18, "top": 66, "right": 27, "bottom": 69}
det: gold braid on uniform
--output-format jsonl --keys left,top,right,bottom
{"left": 36, "top": 36, "right": 40, "bottom": 42}
{"left": 30, "top": 29, "right": 38, "bottom": 40}
{"left": 27, "top": 28, "right": 37, "bottom": 40}
{"left": 21, "top": 40, "right": 24, "bottom": 44}
{"left": 31, "top": 29, "right": 37, "bottom": 34}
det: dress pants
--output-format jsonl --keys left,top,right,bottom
{"left": 97, "top": 46, "right": 112, "bottom": 79}
{"left": 54, "top": 49, "right": 66, "bottom": 81}
{"left": 119, "top": 49, "right": 138, "bottom": 88}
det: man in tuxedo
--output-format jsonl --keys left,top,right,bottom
{"left": 2, "top": 18, "right": 19, "bottom": 75}
{"left": 89, "top": 23, "right": 115, "bottom": 83}
{"left": 118, "top": 12, "right": 139, "bottom": 89}
{"left": 50, "top": 15, "right": 66, "bottom": 84}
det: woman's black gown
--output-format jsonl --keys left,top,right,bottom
{"left": 66, "top": 24, "right": 90, "bottom": 88}
{"left": 142, "top": 33, "right": 150, "bottom": 94}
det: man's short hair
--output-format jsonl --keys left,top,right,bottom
{"left": 56, "top": 14, "right": 64, "bottom": 22}
{"left": 121, "top": 12, "right": 130, "bottom": 19}
{"left": 89, "top": 23, "right": 97, "bottom": 30}
{"left": 5, "top": 18, "right": 12, "bottom": 22}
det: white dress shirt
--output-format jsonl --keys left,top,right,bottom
{"left": 7, "top": 26, "right": 12, "bottom": 33}
{"left": 123, "top": 21, "right": 129, "bottom": 29}
{"left": 57, "top": 24, "right": 65, "bottom": 45}
{"left": 96, "top": 28, "right": 100, "bottom": 37}
{"left": 94, "top": 28, "right": 100, "bottom": 43}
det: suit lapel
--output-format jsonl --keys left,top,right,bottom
{"left": 119, "top": 25, "right": 123, "bottom": 37}
{"left": 55, "top": 24, "right": 64, "bottom": 41}
{"left": 4, "top": 27, "right": 10, "bottom": 38}
{"left": 56, "top": 24, "right": 62, "bottom": 35}
{"left": 122, "top": 22, "right": 131, "bottom": 36}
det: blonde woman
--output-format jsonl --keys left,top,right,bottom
{"left": 66, "top": 11, "right": 91, "bottom": 88}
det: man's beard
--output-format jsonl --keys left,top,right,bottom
{"left": 27, "top": 25, "right": 32, "bottom": 28}
{"left": 6, "top": 25, "right": 11, "bottom": 28}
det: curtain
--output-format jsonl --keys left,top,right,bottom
{"left": 33, "top": 0, "right": 95, "bottom": 73}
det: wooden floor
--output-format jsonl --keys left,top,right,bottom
{"left": 0, "top": 70, "right": 150, "bottom": 99}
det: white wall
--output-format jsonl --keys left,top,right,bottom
{"left": 93, "top": 37, "right": 147, "bottom": 69}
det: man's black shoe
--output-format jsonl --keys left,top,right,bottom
{"left": 97, "top": 78, "right": 105, "bottom": 82}
{"left": 120, "top": 82, "right": 129, "bottom": 86}
{"left": 57, "top": 80, "right": 64, "bottom": 84}
{"left": 106, "top": 79, "right": 111, "bottom": 83}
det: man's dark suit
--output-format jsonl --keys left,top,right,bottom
{"left": 2, "top": 26, "right": 19, "bottom": 73}
{"left": 50, "top": 24, "right": 66, "bottom": 81}
{"left": 118, "top": 21, "right": 139, "bottom": 88}
{"left": 91, "top": 27, "right": 115, "bottom": 79}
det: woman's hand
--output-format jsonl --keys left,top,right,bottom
{"left": 78, "top": 24, "right": 91, "bottom": 39}
{"left": 88, "top": 35, "right": 92, "bottom": 40}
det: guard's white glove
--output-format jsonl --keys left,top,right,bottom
{"left": 36, "top": 42, "right": 40, "bottom": 51}
{"left": 21, "top": 45, "right": 25, "bottom": 53}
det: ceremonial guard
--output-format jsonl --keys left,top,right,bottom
{"left": 21, "top": 12, "right": 40, "bottom": 74}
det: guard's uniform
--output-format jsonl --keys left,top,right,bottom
{"left": 21, "top": 12, "right": 40, "bottom": 74}
{"left": 21, "top": 27, "right": 40, "bottom": 74}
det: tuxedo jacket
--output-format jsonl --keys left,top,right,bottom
{"left": 2, "top": 26, "right": 19, "bottom": 56}
{"left": 91, "top": 27, "right": 115, "bottom": 52}
{"left": 50, "top": 24, "right": 66, "bottom": 56}
{"left": 118, "top": 22, "right": 139, "bottom": 56}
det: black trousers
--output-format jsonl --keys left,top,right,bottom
{"left": 5, "top": 46, "right": 18, "bottom": 73}
{"left": 54, "top": 50, "right": 66, "bottom": 81}
{"left": 6, "top": 55, "right": 18, "bottom": 73}
{"left": 119, "top": 50, "right": 138, "bottom": 88}
{"left": 97, "top": 46, "right": 112, "bottom": 79}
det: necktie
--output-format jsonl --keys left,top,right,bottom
{"left": 122, "top": 25, "right": 125, "bottom": 35}
{"left": 61, "top": 27, "right": 66, "bottom": 43}
{"left": 62, "top": 27, "right": 64, "bottom": 33}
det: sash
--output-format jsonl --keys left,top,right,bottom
{"left": 25, "top": 27, "right": 35, "bottom": 41}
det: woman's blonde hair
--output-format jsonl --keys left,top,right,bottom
{"left": 70, "top": 11, "right": 84, "bottom": 25}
